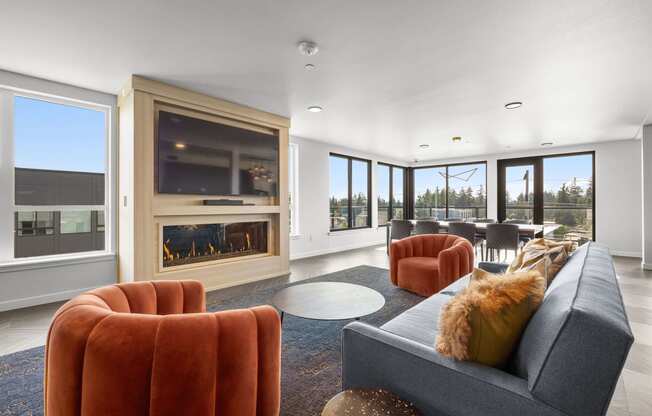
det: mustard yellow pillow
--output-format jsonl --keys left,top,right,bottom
{"left": 436, "top": 270, "right": 545, "bottom": 368}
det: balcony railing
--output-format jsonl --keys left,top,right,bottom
{"left": 414, "top": 206, "right": 486, "bottom": 220}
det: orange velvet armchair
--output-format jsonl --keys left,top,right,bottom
{"left": 390, "top": 234, "right": 474, "bottom": 296}
{"left": 45, "top": 280, "right": 281, "bottom": 416}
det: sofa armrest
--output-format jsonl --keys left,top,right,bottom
{"left": 477, "top": 261, "right": 509, "bottom": 274}
{"left": 342, "top": 322, "right": 565, "bottom": 416}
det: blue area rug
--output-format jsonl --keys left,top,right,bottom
{"left": 0, "top": 265, "right": 423, "bottom": 415}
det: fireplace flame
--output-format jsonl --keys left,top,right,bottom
{"left": 163, "top": 239, "right": 173, "bottom": 262}
{"left": 208, "top": 242, "right": 215, "bottom": 255}
{"left": 246, "top": 233, "right": 251, "bottom": 250}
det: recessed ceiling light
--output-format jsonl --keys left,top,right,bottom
{"left": 452, "top": 136, "right": 462, "bottom": 143}
{"left": 419, "top": 144, "right": 430, "bottom": 149}
{"left": 175, "top": 142, "right": 186, "bottom": 149}
{"left": 541, "top": 141, "right": 553, "bottom": 146}
{"left": 505, "top": 101, "right": 523, "bottom": 110}
{"left": 304, "top": 63, "right": 316, "bottom": 70}
{"left": 307, "top": 106, "right": 323, "bottom": 113}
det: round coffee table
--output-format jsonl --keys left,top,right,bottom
{"left": 271, "top": 282, "right": 385, "bottom": 322}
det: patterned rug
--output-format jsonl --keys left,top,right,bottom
{"left": 0, "top": 265, "right": 423, "bottom": 416}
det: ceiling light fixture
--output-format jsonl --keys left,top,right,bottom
{"left": 541, "top": 141, "right": 553, "bottom": 146}
{"left": 505, "top": 101, "right": 523, "bottom": 110}
{"left": 452, "top": 136, "right": 462, "bottom": 143}
{"left": 298, "top": 41, "right": 319, "bottom": 56}
{"left": 419, "top": 144, "right": 430, "bottom": 149}
{"left": 304, "top": 63, "right": 316, "bottom": 70}
{"left": 307, "top": 106, "right": 323, "bottom": 113}
{"left": 175, "top": 143, "right": 186, "bottom": 149}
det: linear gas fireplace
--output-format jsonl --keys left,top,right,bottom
{"left": 162, "top": 221, "right": 268, "bottom": 268}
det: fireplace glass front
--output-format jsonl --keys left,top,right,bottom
{"left": 162, "top": 221, "right": 268, "bottom": 268}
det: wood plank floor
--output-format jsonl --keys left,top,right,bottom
{"left": 0, "top": 245, "right": 649, "bottom": 415}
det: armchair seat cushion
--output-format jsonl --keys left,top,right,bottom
{"left": 397, "top": 257, "right": 439, "bottom": 295}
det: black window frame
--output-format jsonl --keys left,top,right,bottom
{"left": 377, "top": 162, "right": 407, "bottom": 226}
{"left": 497, "top": 151, "right": 595, "bottom": 241}
{"left": 411, "top": 160, "right": 488, "bottom": 220}
{"left": 329, "top": 153, "right": 372, "bottom": 231}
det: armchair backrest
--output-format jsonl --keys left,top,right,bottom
{"left": 46, "top": 280, "right": 281, "bottom": 416}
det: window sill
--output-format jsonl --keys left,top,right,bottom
{"left": 0, "top": 251, "right": 116, "bottom": 274}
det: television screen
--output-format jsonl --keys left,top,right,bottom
{"left": 157, "top": 110, "right": 279, "bottom": 196}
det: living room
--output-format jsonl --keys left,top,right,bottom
{"left": 1, "top": 1, "right": 651, "bottom": 415}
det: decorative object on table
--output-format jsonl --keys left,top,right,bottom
{"left": 387, "top": 219, "right": 413, "bottom": 253}
{"left": 272, "top": 282, "right": 385, "bottom": 322}
{"left": 390, "top": 234, "right": 473, "bottom": 297}
{"left": 45, "top": 280, "right": 281, "bottom": 416}
{"left": 436, "top": 270, "right": 546, "bottom": 367}
{"left": 414, "top": 219, "right": 439, "bottom": 234}
{"left": 508, "top": 238, "right": 575, "bottom": 285}
{"left": 321, "top": 389, "right": 421, "bottom": 416}
{"left": 485, "top": 222, "right": 519, "bottom": 261}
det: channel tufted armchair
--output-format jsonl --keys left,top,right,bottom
{"left": 390, "top": 234, "right": 474, "bottom": 296}
{"left": 45, "top": 280, "right": 281, "bottom": 416}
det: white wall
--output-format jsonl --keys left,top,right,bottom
{"left": 642, "top": 125, "right": 652, "bottom": 268}
{"left": 289, "top": 136, "right": 406, "bottom": 259}
{"left": 0, "top": 70, "right": 118, "bottom": 312}
{"left": 413, "top": 139, "right": 642, "bottom": 257}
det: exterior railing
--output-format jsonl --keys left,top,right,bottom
{"left": 414, "top": 206, "right": 486, "bottom": 220}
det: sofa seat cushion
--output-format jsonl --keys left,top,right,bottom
{"left": 397, "top": 257, "right": 440, "bottom": 296}
{"left": 381, "top": 294, "right": 451, "bottom": 346}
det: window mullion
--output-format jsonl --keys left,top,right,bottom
{"left": 0, "top": 90, "right": 15, "bottom": 261}
{"left": 348, "top": 158, "right": 353, "bottom": 229}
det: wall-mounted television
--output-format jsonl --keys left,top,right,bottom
{"left": 156, "top": 110, "right": 279, "bottom": 196}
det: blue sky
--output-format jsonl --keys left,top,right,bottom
{"left": 506, "top": 154, "right": 593, "bottom": 200}
{"left": 14, "top": 96, "right": 105, "bottom": 173}
{"left": 330, "top": 156, "right": 369, "bottom": 199}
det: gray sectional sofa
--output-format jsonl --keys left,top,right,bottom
{"left": 342, "top": 242, "right": 634, "bottom": 416}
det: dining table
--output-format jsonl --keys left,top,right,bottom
{"left": 385, "top": 220, "right": 549, "bottom": 254}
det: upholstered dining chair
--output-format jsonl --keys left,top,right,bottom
{"left": 415, "top": 220, "right": 439, "bottom": 235}
{"left": 503, "top": 219, "right": 533, "bottom": 244}
{"left": 485, "top": 223, "right": 520, "bottom": 262}
{"left": 448, "top": 221, "right": 483, "bottom": 260}
{"left": 45, "top": 280, "right": 281, "bottom": 416}
{"left": 387, "top": 219, "right": 413, "bottom": 253}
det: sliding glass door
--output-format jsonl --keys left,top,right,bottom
{"left": 498, "top": 152, "right": 594, "bottom": 244}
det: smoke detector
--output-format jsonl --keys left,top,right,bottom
{"left": 298, "top": 41, "right": 319, "bottom": 56}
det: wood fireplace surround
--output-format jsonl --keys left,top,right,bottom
{"left": 117, "top": 76, "right": 290, "bottom": 290}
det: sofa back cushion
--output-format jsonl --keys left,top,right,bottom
{"left": 511, "top": 243, "right": 634, "bottom": 416}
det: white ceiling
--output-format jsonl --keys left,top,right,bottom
{"left": 2, "top": 0, "right": 652, "bottom": 162}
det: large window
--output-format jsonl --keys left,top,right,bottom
{"left": 329, "top": 154, "right": 371, "bottom": 230}
{"left": 288, "top": 142, "right": 299, "bottom": 236}
{"left": 414, "top": 162, "right": 487, "bottom": 220}
{"left": 498, "top": 152, "right": 594, "bottom": 244}
{"left": 0, "top": 91, "right": 110, "bottom": 260}
{"left": 377, "top": 163, "right": 406, "bottom": 225}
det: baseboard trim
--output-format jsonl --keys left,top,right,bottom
{"left": 610, "top": 250, "right": 642, "bottom": 258}
{"left": 290, "top": 240, "right": 385, "bottom": 261}
{"left": 0, "top": 285, "right": 102, "bottom": 313}
{"left": 642, "top": 262, "right": 652, "bottom": 271}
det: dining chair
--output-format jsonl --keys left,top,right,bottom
{"left": 387, "top": 219, "right": 413, "bottom": 253}
{"left": 448, "top": 222, "right": 483, "bottom": 261}
{"left": 485, "top": 223, "right": 519, "bottom": 262}
{"left": 415, "top": 220, "right": 439, "bottom": 235}
{"left": 503, "top": 219, "right": 533, "bottom": 244}
{"left": 470, "top": 218, "right": 495, "bottom": 258}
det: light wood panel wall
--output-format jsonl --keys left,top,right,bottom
{"left": 117, "top": 76, "right": 290, "bottom": 290}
